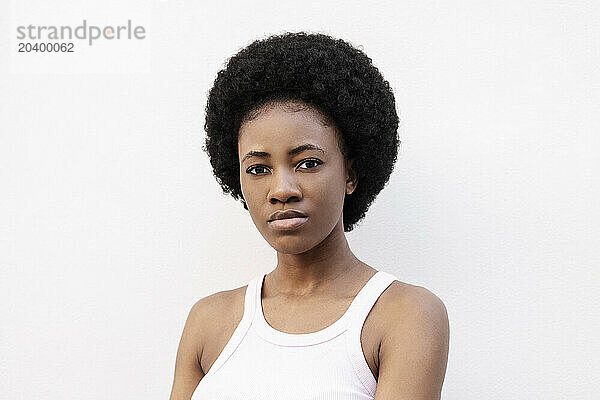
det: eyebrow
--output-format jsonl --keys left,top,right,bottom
{"left": 241, "top": 143, "right": 325, "bottom": 164}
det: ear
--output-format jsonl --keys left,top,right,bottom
{"left": 345, "top": 159, "right": 358, "bottom": 195}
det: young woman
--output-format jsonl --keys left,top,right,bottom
{"left": 170, "top": 32, "right": 449, "bottom": 400}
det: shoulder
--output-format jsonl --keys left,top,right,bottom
{"left": 189, "top": 284, "right": 248, "bottom": 345}
{"left": 372, "top": 277, "right": 449, "bottom": 346}
{"left": 379, "top": 281, "right": 449, "bottom": 347}
{"left": 192, "top": 284, "right": 248, "bottom": 319}
{"left": 376, "top": 282, "right": 450, "bottom": 397}
{"left": 193, "top": 284, "right": 247, "bottom": 313}
{"left": 382, "top": 282, "right": 448, "bottom": 326}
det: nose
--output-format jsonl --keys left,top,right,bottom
{"left": 268, "top": 169, "right": 302, "bottom": 204}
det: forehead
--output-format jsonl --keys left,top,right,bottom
{"left": 237, "top": 103, "right": 340, "bottom": 155}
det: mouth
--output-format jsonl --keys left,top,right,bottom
{"left": 267, "top": 216, "right": 309, "bottom": 231}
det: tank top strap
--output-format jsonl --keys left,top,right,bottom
{"left": 345, "top": 270, "right": 397, "bottom": 332}
{"left": 244, "top": 273, "right": 261, "bottom": 321}
{"left": 345, "top": 270, "right": 397, "bottom": 396}
{"left": 202, "top": 273, "right": 260, "bottom": 378}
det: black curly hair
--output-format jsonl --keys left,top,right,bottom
{"left": 203, "top": 31, "right": 400, "bottom": 232}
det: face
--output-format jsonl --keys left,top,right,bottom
{"left": 237, "top": 101, "right": 357, "bottom": 254}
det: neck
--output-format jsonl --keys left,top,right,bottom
{"left": 269, "top": 220, "right": 362, "bottom": 297}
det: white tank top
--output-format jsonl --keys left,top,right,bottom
{"left": 191, "top": 269, "right": 398, "bottom": 400}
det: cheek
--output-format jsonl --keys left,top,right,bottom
{"left": 239, "top": 174, "right": 257, "bottom": 201}
{"left": 310, "top": 176, "right": 347, "bottom": 215}
{"left": 240, "top": 177, "right": 261, "bottom": 206}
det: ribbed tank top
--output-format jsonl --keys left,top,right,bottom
{"left": 191, "top": 269, "right": 398, "bottom": 400}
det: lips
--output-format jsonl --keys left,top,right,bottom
{"left": 268, "top": 216, "right": 309, "bottom": 230}
{"left": 267, "top": 209, "right": 309, "bottom": 231}
{"left": 268, "top": 209, "right": 308, "bottom": 222}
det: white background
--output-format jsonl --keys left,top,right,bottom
{"left": 1, "top": 1, "right": 598, "bottom": 399}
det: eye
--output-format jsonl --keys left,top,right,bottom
{"left": 245, "top": 158, "right": 323, "bottom": 176}
{"left": 246, "top": 165, "right": 270, "bottom": 175}
{"left": 297, "top": 158, "right": 323, "bottom": 170}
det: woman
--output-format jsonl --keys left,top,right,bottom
{"left": 170, "top": 32, "right": 449, "bottom": 400}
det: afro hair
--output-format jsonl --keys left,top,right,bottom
{"left": 203, "top": 31, "right": 400, "bottom": 232}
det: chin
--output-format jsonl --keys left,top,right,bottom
{"left": 265, "top": 235, "right": 319, "bottom": 255}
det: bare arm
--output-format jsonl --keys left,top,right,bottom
{"left": 169, "top": 300, "right": 207, "bottom": 400}
{"left": 374, "top": 286, "right": 450, "bottom": 400}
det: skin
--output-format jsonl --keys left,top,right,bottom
{"left": 237, "top": 100, "right": 449, "bottom": 400}
{"left": 169, "top": 99, "right": 449, "bottom": 400}
{"left": 237, "top": 100, "right": 363, "bottom": 296}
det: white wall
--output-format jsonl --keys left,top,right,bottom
{"left": 1, "top": 1, "right": 598, "bottom": 399}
